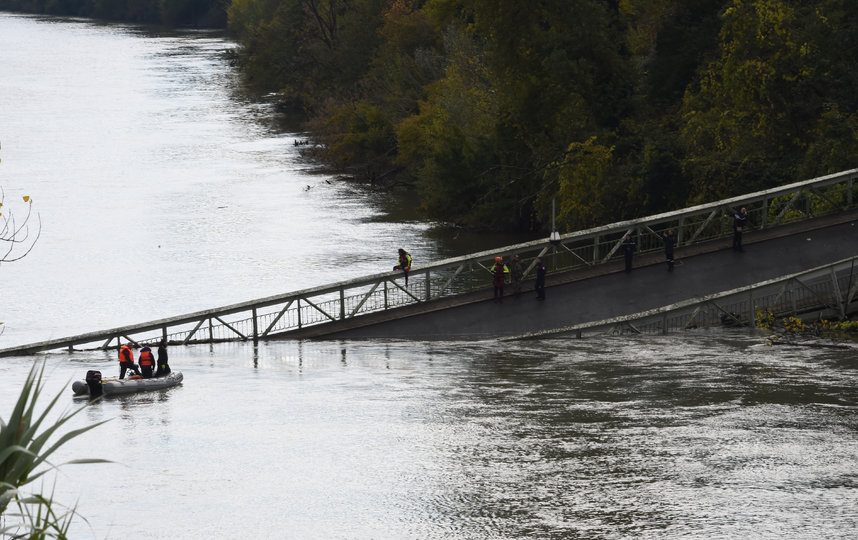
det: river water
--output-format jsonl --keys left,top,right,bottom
{"left": 1, "top": 12, "right": 857, "bottom": 540}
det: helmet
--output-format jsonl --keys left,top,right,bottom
{"left": 495, "top": 257, "right": 502, "bottom": 262}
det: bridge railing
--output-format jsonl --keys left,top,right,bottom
{"left": 2, "top": 168, "right": 857, "bottom": 356}
{"left": 506, "top": 255, "right": 858, "bottom": 340}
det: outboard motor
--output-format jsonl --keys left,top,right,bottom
{"left": 85, "top": 370, "right": 103, "bottom": 398}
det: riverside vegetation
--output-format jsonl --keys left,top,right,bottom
{"left": 756, "top": 306, "right": 858, "bottom": 346}
{"left": 2, "top": 1, "right": 857, "bottom": 233}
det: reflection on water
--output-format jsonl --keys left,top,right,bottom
{"left": 1, "top": 330, "right": 856, "bottom": 538}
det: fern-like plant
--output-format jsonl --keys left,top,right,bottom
{"left": 0, "top": 360, "right": 109, "bottom": 538}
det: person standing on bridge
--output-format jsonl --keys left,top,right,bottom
{"left": 621, "top": 234, "right": 636, "bottom": 272}
{"left": 119, "top": 343, "right": 141, "bottom": 379}
{"left": 661, "top": 229, "right": 677, "bottom": 271}
{"left": 490, "top": 256, "right": 510, "bottom": 301}
{"left": 733, "top": 207, "right": 748, "bottom": 251}
{"left": 511, "top": 254, "right": 524, "bottom": 297}
{"left": 535, "top": 257, "right": 546, "bottom": 300}
{"left": 394, "top": 248, "right": 412, "bottom": 286}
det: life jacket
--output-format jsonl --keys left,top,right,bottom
{"left": 399, "top": 252, "right": 412, "bottom": 270}
{"left": 493, "top": 263, "right": 508, "bottom": 285}
{"left": 119, "top": 345, "right": 134, "bottom": 364}
{"left": 139, "top": 347, "right": 155, "bottom": 367}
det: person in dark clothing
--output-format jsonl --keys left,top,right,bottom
{"left": 155, "top": 338, "right": 171, "bottom": 377}
{"left": 661, "top": 229, "right": 677, "bottom": 271}
{"left": 621, "top": 235, "right": 636, "bottom": 272}
{"left": 733, "top": 207, "right": 748, "bottom": 251}
{"left": 535, "top": 257, "right": 546, "bottom": 300}
{"left": 511, "top": 254, "right": 524, "bottom": 297}
{"left": 118, "top": 343, "right": 141, "bottom": 379}
{"left": 138, "top": 346, "right": 155, "bottom": 378}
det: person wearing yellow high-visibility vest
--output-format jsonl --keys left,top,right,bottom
{"left": 394, "top": 248, "right": 412, "bottom": 286}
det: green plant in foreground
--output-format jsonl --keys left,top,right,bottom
{"left": 1, "top": 360, "right": 109, "bottom": 538}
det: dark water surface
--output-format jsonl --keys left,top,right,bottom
{"left": 2, "top": 332, "right": 857, "bottom": 538}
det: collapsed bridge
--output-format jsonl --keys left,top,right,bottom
{"left": 2, "top": 168, "right": 858, "bottom": 356}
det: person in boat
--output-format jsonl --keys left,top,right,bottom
{"left": 155, "top": 338, "right": 171, "bottom": 377}
{"left": 393, "top": 248, "right": 412, "bottom": 286}
{"left": 119, "top": 343, "right": 141, "bottom": 379}
{"left": 138, "top": 345, "right": 155, "bottom": 379}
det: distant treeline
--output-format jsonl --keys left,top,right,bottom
{"left": 0, "top": 0, "right": 226, "bottom": 27}
{"left": 225, "top": 0, "right": 858, "bottom": 232}
{"left": 7, "top": 0, "right": 858, "bottom": 232}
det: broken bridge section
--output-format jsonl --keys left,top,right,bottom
{"left": 2, "top": 169, "right": 858, "bottom": 356}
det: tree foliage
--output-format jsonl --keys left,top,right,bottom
{"left": 10, "top": 0, "right": 858, "bottom": 232}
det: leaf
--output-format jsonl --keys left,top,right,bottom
{"left": 22, "top": 196, "right": 30, "bottom": 202}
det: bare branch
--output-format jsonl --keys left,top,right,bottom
{"left": 1, "top": 174, "right": 41, "bottom": 265}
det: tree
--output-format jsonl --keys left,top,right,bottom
{"left": 540, "top": 137, "right": 617, "bottom": 232}
{"left": 309, "top": 0, "right": 443, "bottom": 184}
{"left": 228, "top": 0, "right": 387, "bottom": 111}
{"left": 393, "top": 0, "right": 635, "bottom": 230}
{"left": 680, "top": 0, "right": 827, "bottom": 201}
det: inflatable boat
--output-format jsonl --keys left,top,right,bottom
{"left": 72, "top": 370, "right": 183, "bottom": 397}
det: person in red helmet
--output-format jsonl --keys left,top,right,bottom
{"left": 490, "top": 256, "right": 510, "bottom": 301}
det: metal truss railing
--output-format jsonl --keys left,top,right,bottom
{"left": 2, "top": 168, "right": 858, "bottom": 356}
{"left": 507, "top": 256, "right": 858, "bottom": 340}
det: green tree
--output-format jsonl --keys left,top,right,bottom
{"left": 310, "top": 0, "right": 443, "bottom": 184}
{"left": 680, "top": 0, "right": 826, "bottom": 201}
{"left": 392, "top": 0, "right": 634, "bottom": 230}
{"left": 546, "top": 137, "right": 617, "bottom": 232}
{"left": 228, "top": 0, "right": 387, "bottom": 111}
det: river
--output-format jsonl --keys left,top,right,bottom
{"left": 1, "top": 12, "right": 857, "bottom": 540}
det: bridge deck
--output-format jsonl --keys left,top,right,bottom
{"left": 3, "top": 168, "right": 858, "bottom": 356}
{"left": 299, "top": 209, "right": 858, "bottom": 340}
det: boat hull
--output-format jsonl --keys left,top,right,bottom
{"left": 72, "top": 372, "right": 183, "bottom": 396}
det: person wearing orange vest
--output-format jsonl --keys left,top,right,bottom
{"left": 490, "top": 256, "right": 510, "bottom": 301}
{"left": 119, "top": 343, "right": 141, "bottom": 379}
{"left": 138, "top": 345, "right": 155, "bottom": 379}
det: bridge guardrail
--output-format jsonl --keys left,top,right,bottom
{"left": 505, "top": 255, "right": 858, "bottom": 340}
{"left": 2, "top": 168, "right": 857, "bottom": 356}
